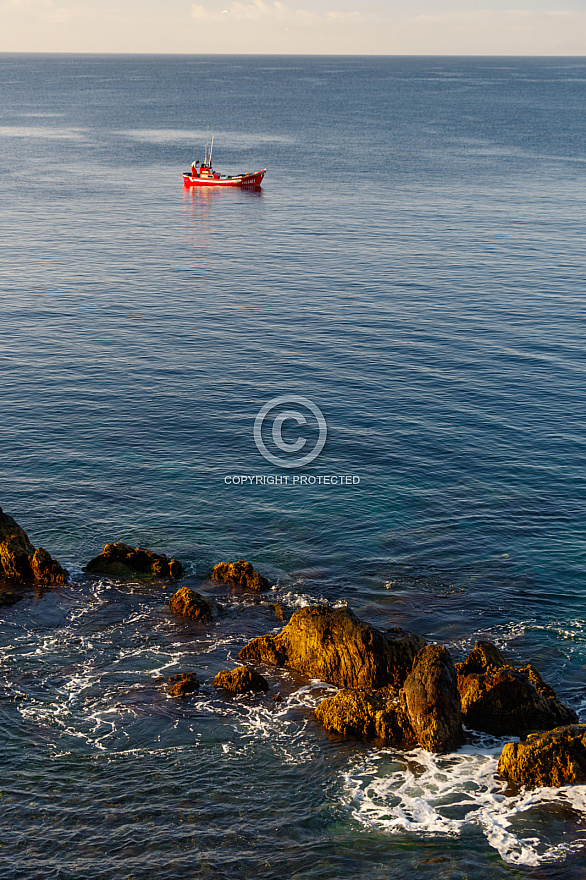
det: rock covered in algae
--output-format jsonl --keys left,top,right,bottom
{"left": 84, "top": 542, "right": 183, "bottom": 580}
{"left": 498, "top": 724, "right": 586, "bottom": 788}
{"left": 238, "top": 604, "right": 426, "bottom": 690}
{"left": 213, "top": 666, "right": 269, "bottom": 694}
{"left": 0, "top": 507, "right": 68, "bottom": 585}
{"left": 168, "top": 587, "right": 216, "bottom": 622}
{"left": 315, "top": 688, "right": 416, "bottom": 747}
{"left": 456, "top": 641, "right": 577, "bottom": 737}
{"left": 402, "top": 645, "right": 463, "bottom": 754}
{"left": 211, "top": 560, "right": 269, "bottom": 592}
{"left": 168, "top": 673, "right": 200, "bottom": 698}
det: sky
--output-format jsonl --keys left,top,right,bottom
{"left": 0, "top": 0, "right": 585, "bottom": 54}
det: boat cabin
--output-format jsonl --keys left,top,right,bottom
{"left": 194, "top": 164, "right": 219, "bottom": 180}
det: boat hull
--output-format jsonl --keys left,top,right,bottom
{"left": 182, "top": 170, "right": 266, "bottom": 188}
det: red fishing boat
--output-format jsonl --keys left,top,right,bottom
{"left": 183, "top": 135, "right": 265, "bottom": 188}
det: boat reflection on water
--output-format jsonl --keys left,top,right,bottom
{"left": 181, "top": 180, "right": 263, "bottom": 252}
{"left": 184, "top": 184, "right": 262, "bottom": 203}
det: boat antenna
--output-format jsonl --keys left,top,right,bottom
{"left": 209, "top": 134, "right": 214, "bottom": 168}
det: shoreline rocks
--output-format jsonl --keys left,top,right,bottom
{"left": 402, "top": 645, "right": 463, "bottom": 754}
{"left": 84, "top": 543, "right": 183, "bottom": 581}
{"left": 238, "top": 604, "right": 426, "bottom": 690}
{"left": 2, "top": 511, "right": 580, "bottom": 783}
{"left": 213, "top": 666, "right": 269, "bottom": 694}
{"left": 211, "top": 560, "right": 269, "bottom": 592}
{"left": 168, "top": 673, "right": 199, "bottom": 698}
{"left": 498, "top": 724, "right": 586, "bottom": 788}
{"left": 315, "top": 644, "right": 463, "bottom": 754}
{"left": 314, "top": 688, "right": 417, "bottom": 748}
{"left": 0, "top": 507, "right": 68, "bottom": 585}
{"left": 457, "top": 641, "right": 577, "bottom": 737}
{"left": 168, "top": 587, "right": 216, "bottom": 623}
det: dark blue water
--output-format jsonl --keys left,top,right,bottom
{"left": 0, "top": 54, "right": 585, "bottom": 877}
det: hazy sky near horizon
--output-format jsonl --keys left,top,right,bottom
{"left": 1, "top": 0, "right": 585, "bottom": 55}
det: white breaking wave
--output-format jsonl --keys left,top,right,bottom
{"left": 342, "top": 743, "right": 586, "bottom": 867}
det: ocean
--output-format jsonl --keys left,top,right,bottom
{"left": 0, "top": 54, "right": 585, "bottom": 878}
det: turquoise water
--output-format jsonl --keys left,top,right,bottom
{"left": 0, "top": 55, "right": 585, "bottom": 877}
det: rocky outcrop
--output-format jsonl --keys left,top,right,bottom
{"left": 456, "top": 640, "right": 506, "bottom": 677}
{"left": 211, "top": 560, "right": 269, "bottom": 592}
{"left": 457, "top": 641, "right": 577, "bottom": 737}
{"left": 168, "top": 673, "right": 199, "bottom": 698}
{"left": 315, "top": 689, "right": 416, "bottom": 747}
{"left": 402, "top": 645, "right": 463, "bottom": 754}
{"left": 30, "top": 547, "right": 69, "bottom": 584}
{"left": 498, "top": 724, "right": 586, "bottom": 788}
{"left": 168, "top": 587, "right": 216, "bottom": 623}
{"left": 213, "top": 666, "right": 269, "bottom": 694}
{"left": 0, "top": 507, "right": 68, "bottom": 585}
{"left": 238, "top": 605, "right": 426, "bottom": 690}
{"left": 84, "top": 543, "right": 182, "bottom": 580}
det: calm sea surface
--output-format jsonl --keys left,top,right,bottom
{"left": 0, "top": 54, "right": 585, "bottom": 878}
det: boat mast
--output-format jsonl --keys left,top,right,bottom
{"left": 209, "top": 135, "right": 214, "bottom": 168}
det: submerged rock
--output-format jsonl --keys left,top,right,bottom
{"left": 168, "top": 673, "right": 199, "bottom": 698}
{"left": 211, "top": 560, "right": 269, "bottom": 592}
{"left": 457, "top": 641, "right": 577, "bottom": 737}
{"left": 315, "top": 688, "right": 416, "bottom": 748}
{"left": 0, "top": 588, "right": 23, "bottom": 607}
{"left": 84, "top": 543, "right": 183, "bottom": 580}
{"left": 402, "top": 645, "right": 463, "bottom": 754}
{"left": 268, "top": 602, "right": 286, "bottom": 622}
{"left": 213, "top": 666, "right": 269, "bottom": 694}
{"left": 0, "top": 507, "right": 68, "bottom": 585}
{"left": 498, "top": 724, "right": 586, "bottom": 788}
{"left": 168, "top": 587, "right": 216, "bottom": 622}
{"left": 238, "top": 605, "right": 426, "bottom": 690}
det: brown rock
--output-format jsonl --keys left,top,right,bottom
{"left": 519, "top": 663, "right": 559, "bottom": 702}
{"left": 0, "top": 507, "right": 68, "bottom": 585}
{"left": 168, "top": 587, "right": 215, "bottom": 622}
{"left": 238, "top": 605, "right": 426, "bottom": 690}
{"left": 211, "top": 560, "right": 269, "bottom": 592}
{"left": 498, "top": 724, "right": 586, "bottom": 788}
{"left": 84, "top": 543, "right": 183, "bottom": 580}
{"left": 456, "top": 641, "right": 506, "bottom": 677}
{"left": 315, "top": 688, "right": 417, "bottom": 747}
{"left": 459, "top": 667, "right": 577, "bottom": 737}
{"left": 213, "top": 666, "right": 269, "bottom": 694}
{"left": 0, "top": 508, "right": 34, "bottom": 550}
{"left": 30, "top": 548, "right": 69, "bottom": 585}
{"left": 0, "top": 534, "right": 34, "bottom": 580}
{"left": 402, "top": 645, "right": 463, "bottom": 754}
{"left": 168, "top": 673, "right": 199, "bottom": 698}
